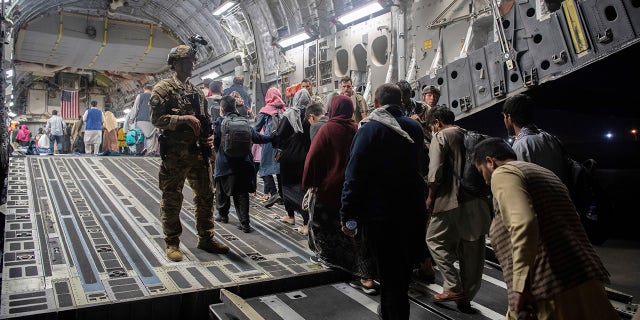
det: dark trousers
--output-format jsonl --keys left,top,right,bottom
{"left": 263, "top": 174, "right": 281, "bottom": 196}
{"left": 367, "top": 222, "right": 412, "bottom": 320}
{"left": 215, "top": 186, "right": 250, "bottom": 227}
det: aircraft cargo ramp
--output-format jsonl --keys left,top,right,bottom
{"left": 1, "top": 156, "right": 636, "bottom": 319}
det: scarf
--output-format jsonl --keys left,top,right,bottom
{"left": 361, "top": 105, "right": 414, "bottom": 143}
{"left": 259, "top": 87, "right": 286, "bottom": 116}
{"left": 283, "top": 88, "right": 311, "bottom": 134}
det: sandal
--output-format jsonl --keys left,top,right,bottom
{"left": 278, "top": 216, "right": 295, "bottom": 225}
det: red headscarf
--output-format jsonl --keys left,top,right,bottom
{"left": 259, "top": 87, "right": 286, "bottom": 116}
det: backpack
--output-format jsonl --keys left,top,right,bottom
{"left": 459, "top": 130, "right": 491, "bottom": 197}
{"left": 126, "top": 128, "right": 144, "bottom": 146}
{"left": 549, "top": 134, "right": 611, "bottom": 245}
{"left": 208, "top": 97, "right": 221, "bottom": 122}
{"left": 220, "top": 114, "right": 252, "bottom": 158}
{"left": 270, "top": 111, "right": 284, "bottom": 136}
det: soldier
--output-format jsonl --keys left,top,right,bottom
{"left": 149, "top": 44, "right": 229, "bottom": 262}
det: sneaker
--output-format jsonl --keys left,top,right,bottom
{"left": 214, "top": 214, "right": 229, "bottom": 223}
{"left": 263, "top": 194, "right": 281, "bottom": 208}
{"left": 349, "top": 279, "right": 378, "bottom": 295}
{"left": 166, "top": 245, "right": 183, "bottom": 262}
{"left": 236, "top": 224, "right": 253, "bottom": 233}
{"left": 278, "top": 215, "right": 295, "bottom": 225}
{"left": 197, "top": 239, "right": 230, "bottom": 254}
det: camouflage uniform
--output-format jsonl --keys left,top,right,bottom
{"left": 149, "top": 46, "right": 213, "bottom": 247}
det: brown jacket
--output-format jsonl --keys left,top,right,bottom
{"left": 490, "top": 162, "right": 609, "bottom": 310}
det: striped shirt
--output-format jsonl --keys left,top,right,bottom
{"left": 490, "top": 161, "right": 609, "bottom": 310}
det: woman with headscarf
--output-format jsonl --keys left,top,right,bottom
{"left": 251, "top": 87, "right": 287, "bottom": 208}
{"left": 101, "top": 111, "right": 119, "bottom": 153}
{"left": 16, "top": 125, "right": 32, "bottom": 147}
{"left": 272, "top": 88, "right": 312, "bottom": 234}
{"left": 302, "top": 95, "right": 378, "bottom": 294}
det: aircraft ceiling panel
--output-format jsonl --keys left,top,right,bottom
{"left": 13, "top": 12, "right": 179, "bottom": 74}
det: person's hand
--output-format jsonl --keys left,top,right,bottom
{"left": 179, "top": 115, "right": 201, "bottom": 136}
{"left": 514, "top": 291, "right": 535, "bottom": 319}
{"left": 340, "top": 221, "right": 356, "bottom": 238}
{"left": 410, "top": 114, "right": 420, "bottom": 121}
{"left": 426, "top": 196, "right": 434, "bottom": 212}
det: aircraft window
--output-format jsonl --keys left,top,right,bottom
{"left": 502, "top": 19, "right": 510, "bottom": 29}
{"left": 475, "top": 62, "right": 483, "bottom": 71}
{"left": 353, "top": 44, "right": 367, "bottom": 71}
{"left": 437, "top": 77, "right": 444, "bottom": 85}
{"left": 604, "top": 6, "right": 617, "bottom": 21}
{"left": 533, "top": 34, "right": 542, "bottom": 44}
{"left": 527, "top": 8, "right": 536, "bottom": 17}
{"left": 371, "top": 35, "right": 388, "bottom": 66}
{"left": 451, "top": 70, "right": 458, "bottom": 79}
{"left": 510, "top": 73, "right": 519, "bottom": 83}
{"left": 541, "top": 60, "right": 551, "bottom": 70}
{"left": 335, "top": 49, "right": 349, "bottom": 76}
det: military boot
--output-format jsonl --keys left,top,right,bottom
{"left": 197, "top": 239, "right": 230, "bottom": 254}
{"left": 166, "top": 245, "right": 183, "bottom": 262}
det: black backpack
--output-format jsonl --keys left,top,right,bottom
{"left": 270, "top": 111, "right": 284, "bottom": 136}
{"left": 550, "top": 135, "right": 611, "bottom": 245}
{"left": 220, "top": 114, "right": 252, "bottom": 158}
{"left": 459, "top": 130, "right": 491, "bottom": 197}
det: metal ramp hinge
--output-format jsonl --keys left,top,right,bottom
{"left": 459, "top": 96, "right": 473, "bottom": 112}
{"left": 597, "top": 28, "right": 613, "bottom": 44}
{"left": 492, "top": 80, "right": 506, "bottom": 97}
{"left": 524, "top": 68, "right": 538, "bottom": 87}
{"left": 552, "top": 51, "right": 568, "bottom": 64}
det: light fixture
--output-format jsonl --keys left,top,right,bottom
{"left": 213, "top": 0, "right": 237, "bottom": 16}
{"left": 9, "top": 102, "right": 14, "bottom": 107}
{"left": 123, "top": 108, "right": 131, "bottom": 114}
{"left": 201, "top": 71, "right": 220, "bottom": 80}
{"left": 5, "top": 69, "right": 13, "bottom": 78}
{"left": 276, "top": 31, "right": 311, "bottom": 48}
{"left": 337, "top": 2, "right": 384, "bottom": 25}
{"left": 8, "top": 111, "right": 16, "bottom": 117}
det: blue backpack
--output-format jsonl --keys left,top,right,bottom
{"left": 125, "top": 128, "right": 144, "bottom": 146}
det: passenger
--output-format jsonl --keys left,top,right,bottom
{"left": 396, "top": 80, "right": 422, "bottom": 117}
{"left": 15, "top": 125, "right": 31, "bottom": 147}
{"left": 71, "top": 115, "right": 85, "bottom": 154}
{"left": 340, "top": 76, "right": 368, "bottom": 123}
{"left": 45, "top": 110, "right": 67, "bottom": 155}
{"left": 341, "top": 83, "right": 427, "bottom": 320}
{"left": 61, "top": 121, "right": 72, "bottom": 154}
{"left": 303, "top": 95, "right": 377, "bottom": 295}
{"left": 117, "top": 123, "right": 128, "bottom": 154}
{"left": 425, "top": 106, "right": 491, "bottom": 310}
{"left": 212, "top": 96, "right": 272, "bottom": 233}
{"left": 301, "top": 78, "right": 323, "bottom": 105}
{"left": 253, "top": 87, "right": 286, "bottom": 208}
{"left": 130, "top": 83, "right": 158, "bottom": 156}
{"left": 83, "top": 101, "right": 103, "bottom": 155}
{"left": 502, "top": 93, "right": 567, "bottom": 183}
{"left": 229, "top": 91, "right": 252, "bottom": 118}
{"left": 272, "top": 88, "right": 312, "bottom": 234}
{"left": 472, "top": 138, "right": 618, "bottom": 320}
{"left": 208, "top": 80, "right": 223, "bottom": 123}
{"left": 101, "top": 111, "right": 119, "bottom": 153}
{"left": 305, "top": 103, "right": 327, "bottom": 141}
{"left": 37, "top": 128, "right": 50, "bottom": 151}
{"left": 149, "top": 44, "right": 229, "bottom": 262}
{"left": 411, "top": 85, "right": 440, "bottom": 137}
{"left": 224, "top": 76, "right": 252, "bottom": 110}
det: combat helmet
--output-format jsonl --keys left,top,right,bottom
{"left": 167, "top": 45, "right": 196, "bottom": 65}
